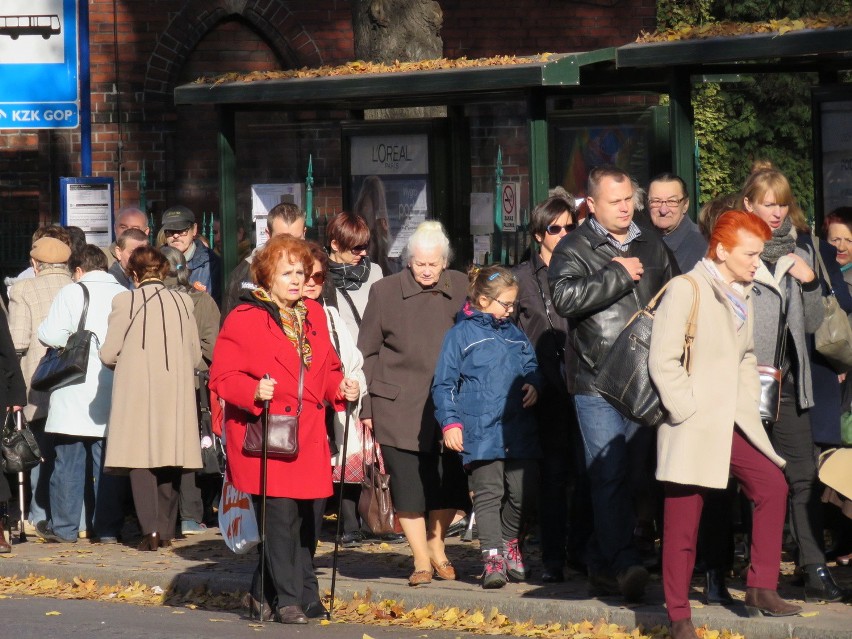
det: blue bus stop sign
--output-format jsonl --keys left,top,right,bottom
{"left": 0, "top": 0, "right": 79, "bottom": 129}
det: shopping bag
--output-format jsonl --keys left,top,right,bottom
{"left": 218, "top": 474, "right": 260, "bottom": 554}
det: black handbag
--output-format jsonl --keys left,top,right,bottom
{"left": 1, "top": 410, "right": 42, "bottom": 473}
{"left": 242, "top": 336, "right": 304, "bottom": 460}
{"left": 758, "top": 306, "right": 787, "bottom": 425}
{"left": 30, "top": 283, "right": 95, "bottom": 393}
{"left": 196, "top": 370, "right": 225, "bottom": 475}
{"left": 593, "top": 275, "right": 699, "bottom": 428}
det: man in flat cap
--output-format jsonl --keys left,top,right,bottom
{"left": 161, "top": 205, "right": 222, "bottom": 306}
{"left": 8, "top": 234, "right": 74, "bottom": 531}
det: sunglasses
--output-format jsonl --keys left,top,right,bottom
{"left": 307, "top": 271, "right": 326, "bottom": 285}
{"left": 350, "top": 244, "right": 369, "bottom": 254}
{"left": 546, "top": 223, "right": 576, "bottom": 235}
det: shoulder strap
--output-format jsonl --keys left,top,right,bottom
{"left": 338, "top": 288, "right": 362, "bottom": 327}
{"left": 76, "top": 282, "right": 90, "bottom": 333}
{"left": 812, "top": 236, "right": 835, "bottom": 296}
{"left": 679, "top": 275, "right": 700, "bottom": 375}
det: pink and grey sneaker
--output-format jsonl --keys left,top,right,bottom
{"left": 482, "top": 549, "right": 508, "bottom": 589}
{"left": 504, "top": 538, "right": 527, "bottom": 580}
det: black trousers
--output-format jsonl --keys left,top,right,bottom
{"left": 252, "top": 496, "right": 319, "bottom": 609}
{"left": 770, "top": 392, "right": 825, "bottom": 567}
{"left": 129, "top": 467, "right": 181, "bottom": 540}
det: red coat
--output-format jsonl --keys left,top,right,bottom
{"left": 210, "top": 298, "right": 344, "bottom": 499}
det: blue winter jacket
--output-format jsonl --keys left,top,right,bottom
{"left": 432, "top": 302, "right": 542, "bottom": 465}
{"left": 186, "top": 239, "right": 222, "bottom": 307}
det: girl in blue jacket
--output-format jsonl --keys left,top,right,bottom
{"left": 432, "top": 265, "right": 541, "bottom": 589}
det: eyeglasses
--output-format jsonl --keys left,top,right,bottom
{"left": 648, "top": 197, "right": 686, "bottom": 209}
{"left": 546, "top": 223, "right": 577, "bottom": 235}
{"left": 307, "top": 271, "right": 326, "bottom": 284}
{"left": 350, "top": 244, "right": 369, "bottom": 254}
{"left": 490, "top": 298, "right": 515, "bottom": 311}
{"left": 167, "top": 227, "right": 192, "bottom": 237}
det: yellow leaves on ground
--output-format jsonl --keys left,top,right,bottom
{"left": 45, "top": 611, "right": 61, "bottom": 616}
{"left": 636, "top": 14, "right": 851, "bottom": 43}
{"left": 323, "top": 593, "right": 750, "bottom": 639}
{"left": 202, "top": 54, "right": 554, "bottom": 86}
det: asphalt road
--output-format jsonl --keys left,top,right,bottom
{"left": 0, "top": 595, "right": 491, "bottom": 639}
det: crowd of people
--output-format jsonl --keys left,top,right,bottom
{"left": 1, "top": 164, "right": 851, "bottom": 637}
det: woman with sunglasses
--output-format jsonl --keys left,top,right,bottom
{"left": 302, "top": 242, "right": 369, "bottom": 557}
{"left": 326, "top": 211, "right": 384, "bottom": 347}
{"left": 512, "top": 191, "right": 579, "bottom": 583}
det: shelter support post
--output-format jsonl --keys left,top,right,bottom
{"left": 218, "top": 107, "right": 238, "bottom": 282}
{"left": 528, "top": 92, "right": 549, "bottom": 213}
{"left": 669, "top": 72, "right": 696, "bottom": 221}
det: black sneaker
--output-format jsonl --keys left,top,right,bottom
{"left": 616, "top": 565, "right": 649, "bottom": 602}
{"left": 35, "top": 520, "right": 77, "bottom": 544}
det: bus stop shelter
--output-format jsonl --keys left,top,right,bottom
{"left": 175, "top": 25, "right": 852, "bottom": 276}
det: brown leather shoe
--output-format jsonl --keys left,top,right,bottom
{"left": 137, "top": 532, "right": 159, "bottom": 552}
{"left": 744, "top": 587, "right": 802, "bottom": 617}
{"left": 408, "top": 569, "right": 433, "bottom": 586}
{"left": 430, "top": 559, "right": 456, "bottom": 580}
{"left": 670, "top": 619, "right": 699, "bottom": 639}
{"left": 278, "top": 604, "right": 308, "bottom": 624}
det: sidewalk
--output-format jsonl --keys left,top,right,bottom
{"left": 1, "top": 524, "right": 849, "bottom": 639}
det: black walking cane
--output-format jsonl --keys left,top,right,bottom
{"left": 328, "top": 401, "right": 354, "bottom": 621}
{"left": 257, "top": 373, "right": 271, "bottom": 622}
{"left": 15, "top": 410, "right": 28, "bottom": 543}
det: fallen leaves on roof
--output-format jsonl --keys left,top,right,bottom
{"left": 636, "top": 14, "right": 852, "bottom": 43}
{"left": 196, "top": 53, "right": 556, "bottom": 86}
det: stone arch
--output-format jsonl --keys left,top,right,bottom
{"left": 143, "top": 0, "right": 322, "bottom": 101}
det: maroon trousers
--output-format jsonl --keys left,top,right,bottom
{"left": 662, "top": 429, "right": 788, "bottom": 622}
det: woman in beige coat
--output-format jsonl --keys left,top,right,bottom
{"left": 648, "top": 211, "right": 800, "bottom": 639}
{"left": 100, "top": 246, "right": 202, "bottom": 551}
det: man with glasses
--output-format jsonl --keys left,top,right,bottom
{"left": 221, "top": 202, "right": 306, "bottom": 319}
{"left": 161, "top": 205, "right": 222, "bottom": 307}
{"left": 548, "top": 165, "right": 674, "bottom": 603}
{"left": 512, "top": 189, "right": 580, "bottom": 584}
{"left": 647, "top": 173, "right": 706, "bottom": 272}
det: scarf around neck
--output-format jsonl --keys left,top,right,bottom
{"left": 701, "top": 259, "right": 748, "bottom": 333}
{"left": 760, "top": 216, "right": 796, "bottom": 264}
{"left": 251, "top": 289, "right": 312, "bottom": 368}
{"left": 328, "top": 256, "right": 372, "bottom": 291}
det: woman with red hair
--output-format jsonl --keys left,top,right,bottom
{"left": 649, "top": 211, "right": 800, "bottom": 639}
{"left": 210, "top": 236, "right": 360, "bottom": 624}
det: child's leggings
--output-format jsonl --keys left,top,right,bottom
{"left": 468, "top": 458, "right": 539, "bottom": 552}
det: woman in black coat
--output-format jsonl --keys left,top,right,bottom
{"left": 0, "top": 308, "right": 28, "bottom": 551}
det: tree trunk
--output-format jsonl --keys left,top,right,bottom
{"left": 352, "top": 0, "right": 445, "bottom": 119}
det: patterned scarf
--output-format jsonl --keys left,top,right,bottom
{"left": 328, "top": 256, "right": 372, "bottom": 291}
{"left": 760, "top": 216, "right": 796, "bottom": 264}
{"left": 251, "top": 289, "right": 312, "bottom": 368}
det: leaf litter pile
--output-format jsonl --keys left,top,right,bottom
{"left": 636, "top": 13, "right": 852, "bottom": 43}
{"left": 0, "top": 574, "right": 748, "bottom": 639}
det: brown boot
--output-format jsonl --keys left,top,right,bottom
{"left": 0, "top": 519, "right": 11, "bottom": 553}
{"left": 670, "top": 619, "right": 699, "bottom": 639}
{"left": 744, "top": 587, "right": 802, "bottom": 617}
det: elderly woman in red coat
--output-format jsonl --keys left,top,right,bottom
{"left": 210, "top": 236, "right": 359, "bottom": 624}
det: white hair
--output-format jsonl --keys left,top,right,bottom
{"left": 404, "top": 220, "right": 452, "bottom": 264}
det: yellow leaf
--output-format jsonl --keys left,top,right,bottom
{"left": 172, "top": 611, "right": 185, "bottom": 614}
{"left": 363, "top": 634, "right": 375, "bottom": 639}
{"left": 320, "top": 619, "right": 331, "bottom": 625}
{"left": 800, "top": 611, "right": 820, "bottom": 617}
{"left": 443, "top": 607, "right": 460, "bottom": 623}
{"left": 45, "top": 611, "right": 62, "bottom": 616}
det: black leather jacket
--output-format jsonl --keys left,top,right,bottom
{"left": 547, "top": 219, "right": 674, "bottom": 395}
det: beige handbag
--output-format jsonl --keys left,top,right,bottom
{"left": 818, "top": 448, "right": 852, "bottom": 502}
{"left": 812, "top": 239, "right": 852, "bottom": 373}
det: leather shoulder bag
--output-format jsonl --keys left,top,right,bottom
{"left": 31, "top": 283, "right": 95, "bottom": 393}
{"left": 593, "top": 275, "right": 699, "bottom": 428}
{"left": 757, "top": 300, "right": 786, "bottom": 426}
{"left": 242, "top": 334, "right": 304, "bottom": 459}
{"left": 812, "top": 238, "right": 852, "bottom": 373}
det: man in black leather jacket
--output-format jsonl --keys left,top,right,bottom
{"left": 548, "top": 165, "right": 674, "bottom": 602}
